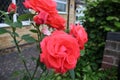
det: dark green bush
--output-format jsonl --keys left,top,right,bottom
{"left": 74, "top": 0, "right": 119, "bottom": 79}
{"left": 83, "top": 0, "right": 120, "bottom": 67}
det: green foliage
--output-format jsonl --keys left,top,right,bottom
{"left": 102, "top": 67, "right": 118, "bottom": 80}
{"left": 69, "top": 69, "right": 75, "bottom": 80}
{"left": 84, "top": 0, "right": 120, "bottom": 32}
{"left": 0, "top": 28, "right": 10, "bottom": 34}
{"left": 74, "top": 54, "right": 117, "bottom": 80}
{"left": 83, "top": 0, "right": 120, "bottom": 68}
{"left": 18, "top": 13, "right": 35, "bottom": 21}
{"left": 30, "top": 29, "right": 38, "bottom": 33}
{"left": 74, "top": 0, "right": 119, "bottom": 80}
{"left": 12, "top": 21, "right": 22, "bottom": 28}
{"left": 21, "top": 34, "right": 36, "bottom": 43}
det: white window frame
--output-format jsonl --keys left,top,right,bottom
{"left": 0, "top": 0, "right": 30, "bottom": 28}
{"left": 55, "top": 0, "right": 67, "bottom": 14}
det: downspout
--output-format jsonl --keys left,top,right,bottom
{"left": 67, "top": 0, "right": 70, "bottom": 30}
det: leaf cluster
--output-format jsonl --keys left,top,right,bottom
{"left": 74, "top": 0, "right": 119, "bottom": 80}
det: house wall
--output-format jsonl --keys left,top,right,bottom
{"left": 0, "top": 0, "right": 75, "bottom": 49}
{"left": 69, "top": 0, "right": 75, "bottom": 24}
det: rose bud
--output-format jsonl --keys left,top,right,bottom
{"left": 7, "top": 3, "right": 17, "bottom": 13}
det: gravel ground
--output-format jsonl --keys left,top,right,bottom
{"left": 0, "top": 44, "right": 41, "bottom": 80}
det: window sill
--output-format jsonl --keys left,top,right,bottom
{"left": 58, "top": 12, "right": 67, "bottom": 14}
{"left": 0, "top": 21, "right": 31, "bottom": 28}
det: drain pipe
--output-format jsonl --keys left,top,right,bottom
{"left": 67, "top": 0, "right": 70, "bottom": 30}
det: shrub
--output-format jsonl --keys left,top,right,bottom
{"left": 74, "top": 0, "right": 119, "bottom": 79}
{"left": 83, "top": 0, "right": 120, "bottom": 68}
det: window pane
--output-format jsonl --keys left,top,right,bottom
{"left": 0, "top": 0, "right": 11, "bottom": 23}
{"left": 57, "top": 2, "right": 66, "bottom": 12}
{"left": 61, "top": 0, "right": 66, "bottom": 1}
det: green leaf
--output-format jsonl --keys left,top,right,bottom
{"left": 33, "top": 78, "right": 39, "bottom": 80}
{"left": 12, "top": 32, "right": 19, "bottom": 37}
{"left": 0, "top": 28, "right": 9, "bottom": 34}
{"left": 31, "top": 57, "right": 37, "bottom": 62}
{"left": 76, "top": 72, "right": 81, "bottom": 77}
{"left": 4, "top": 17, "right": 13, "bottom": 26}
{"left": 22, "top": 75, "right": 30, "bottom": 80}
{"left": 0, "top": 10, "right": 8, "bottom": 17}
{"left": 102, "top": 25, "right": 112, "bottom": 31}
{"left": 83, "top": 65, "right": 92, "bottom": 73}
{"left": 80, "top": 50, "right": 85, "bottom": 56}
{"left": 106, "top": 16, "right": 119, "bottom": 21}
{"left": 69, "top": 69, "right": 75, "bottom": 80}
{"left": 18, "top": 13, "right": 35, "bottom": 21}
{"left": 30, "top": 29, "right": 38, "bottom": 33}
{"left": 56, "top": 76, "right": 62, "bottom": 80}
{"left": 88, "top": 17, "right": 95, "bottom": 22}
{"left": 114, "top": 21, "right": 120, "bottom": 28}
{"left": 83, "top": 74, "right": 87, "bottom": 80}
{"left": 12, "top": 70, "right": 22, "bottom": 77}
{"left": 12, "top": 21, "right": 22, "bottom": 28}
{"left": 0, "top": 10, "right": 6, "bottom": 14}
{"left": 38, "top": 57, "right": 46, "bottom": 71}
{"left": 21, "top": 34, "right": 36, "bottom": 43}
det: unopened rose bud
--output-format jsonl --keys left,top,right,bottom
{"left": 7, "top": 3, "right": 17, "bottom": 13}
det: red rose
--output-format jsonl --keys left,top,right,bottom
{"left": 40, "top": 30, "right": 80, "bottom": 73}
{"left": 46, "top": 13, "right": 66, "bottom": 30}
{"left": 23, "top": 0, "right": 57, "bottom": 14}
{"left": 33, "top": 11, "right": 48, "bottom": 25}
{"left": 23, "top": 0, "right": 66, "bottom": 30}
{"left": 7, "top": 3, "right": 17, "bottom": 13}
{"left": 70, "top": 24, "right": 88, "bottom": 50}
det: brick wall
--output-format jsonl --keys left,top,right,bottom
{"left": 102, "top": 32, "right": 120, "bottom": 69}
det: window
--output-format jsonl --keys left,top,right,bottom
{"left": 0, "top": 0, "right": 11, "bottom": 23}
{"left": 0, "top": 0, "right": 30, "bottom": 27}
{"left": 55, "top": 0, "right": 67, "bottom": 14}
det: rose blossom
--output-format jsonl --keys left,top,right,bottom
{"left": 70, "top": 24, "right": 88, "bottom": 50}
{"left": 23, "top": 0, "right": 57, "bottom": 14}
{"left": 41, "top": 26, "right": 52, "bottom": 36}
{"left": 40, "top": 30, "right": 80, "bottom": 73}
{"left": 46, "top": 13, "right": 65, "bottom": 30}
{"left": 33, "top": 11, "right": 48, "bottom": 25}
{"left": 7, "top": 3, "right": 17, "bottom": 13}
{"left": 23, "top": 0, "right": 66, "bottom": 30}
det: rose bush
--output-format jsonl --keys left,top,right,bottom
{"left": 0, "top": 0, "right": 88, "bottom": 80}
{"left": 40, "top": 30, "right": 80, "bottom": 74}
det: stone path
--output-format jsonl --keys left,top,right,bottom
{"left": 0, "top": 44, "right": 41, "bottom": 80}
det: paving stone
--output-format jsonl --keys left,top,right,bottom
{"left": 0, "top": 44, "right": 41, "bottom": 80}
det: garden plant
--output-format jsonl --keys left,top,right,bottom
{"left": 0, "top": 0, "right": 88, "bottom": 80}
{"left": 0, "top": 0, "right": 119, "bottom": 80}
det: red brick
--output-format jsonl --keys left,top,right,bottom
{"left": 104, "top": 49, "right": 120, "bottom": 57}
{"left": 101, "top": 63, "right": 113, "bottom": 69}
{"left": 114, "top": 58, "right": 119, "bottom": 66}
{"left": 102, "top": 55, "right": 114, "bottom": 64}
